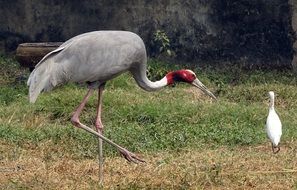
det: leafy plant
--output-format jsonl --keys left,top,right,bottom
{"left": 152, "top": 30, "right": 173, "bottom": 57}
{"left": 146, "top": 59, "right": 181, "bottom": 80}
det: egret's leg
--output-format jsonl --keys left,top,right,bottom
{"left": 95, "top": 85, "right": 105, "bottom": 184}
{"left": 71, "top": 89, "right": 145, "bottom": 163}
{"left": 272, "top": 143, "right": 280, "bottom": 154}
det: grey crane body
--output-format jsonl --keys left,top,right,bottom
{"left": 27, "top": 30, "right": 216, "bottom": 183}
{"left": 28, "top": 31, "right": 151, "bottom": 103}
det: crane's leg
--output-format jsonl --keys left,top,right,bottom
{"left": 71, "top": 89, "right": 145, "bottom": 163}
{"left": 71, "top": 89, "right": 94, "bottom": 123}
{"left": 95, "top": 84, "right": 105, "bottom": 184}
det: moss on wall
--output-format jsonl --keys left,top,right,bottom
{"left": 0, "top": 0, "right": 295, "bottom": 68}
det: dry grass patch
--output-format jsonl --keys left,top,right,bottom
{"left": 1, "top": 141, "right": 297, "bottom": 189}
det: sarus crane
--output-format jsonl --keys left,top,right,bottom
{"left": 266, "top": 91, "right": 282, "bottom": 153}
{"left": 27, "top": 31, "right": 217, "bottom": 183}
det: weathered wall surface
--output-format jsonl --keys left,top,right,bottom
{"left": 0, "top": 0, "right": 295, "bottom": 68}
{"left": 290, "top": 0, "right": 297, "bottom": 70}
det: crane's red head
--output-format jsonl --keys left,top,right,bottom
{"left": 166, "top": 69, "right": 217, "bottom": 99}
{"left": 166, "top": 70, "right": 196, "bottom": 85}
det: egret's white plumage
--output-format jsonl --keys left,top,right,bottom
{"left": 266, "top": 91, "right": 282, "bottom": 153}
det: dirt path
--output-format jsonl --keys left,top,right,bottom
{"left": 1, "top": 141, "right": 297, "bottom": 189}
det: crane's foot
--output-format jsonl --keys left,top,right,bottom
{"left": 119, "top": 148, "right": 146, "bottom": 163}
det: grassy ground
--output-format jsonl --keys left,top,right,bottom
{"left": 1, "top": 55, "right": 297, "bottom": 189}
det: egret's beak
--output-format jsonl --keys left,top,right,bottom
{"left": 191, "top": 79, "right": 217, "bottom": 100}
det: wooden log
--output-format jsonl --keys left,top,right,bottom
{"left": 16, "top": 42, "right": 63, "bottom": 69}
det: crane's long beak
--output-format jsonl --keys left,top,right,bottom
{"left": 191, "top": 79, "right": 217, "bottom": 100}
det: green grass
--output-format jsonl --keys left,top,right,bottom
{"left": 2, "top": 56, "right": 297, "bottom": 189}
{"left": 1, "top": 56, "right": 297, "bottom": 159}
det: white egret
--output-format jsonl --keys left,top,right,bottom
{"left": 266, "top": 91, "right": 282, "bottom": 153}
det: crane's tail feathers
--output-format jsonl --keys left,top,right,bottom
{"left": 27, "top": 61, "right": 54, "bottom": 103}
{"left": 27, "top": 48, "right": 66, "bottom": 103}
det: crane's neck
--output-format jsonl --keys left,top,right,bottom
{"left": 130, "top": 64, "right": 169, "bottom": 91}
{"left": 132, "top": 73, "right": 168, "bottom": 91}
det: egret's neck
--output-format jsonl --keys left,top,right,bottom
{"left": 269, "top": 96, "right": 275, "bottom": 110}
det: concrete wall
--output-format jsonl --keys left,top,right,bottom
{"left": 0, "top": 0, "right": 295, "bottom": 68}
{"left": 290, "top": 0, "right": 297, "bottom": 70}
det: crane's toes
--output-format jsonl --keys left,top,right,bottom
{"left": 119, "top": 148, "right": 146, "bottom": 163}
{"left": 130, "top": 153, "right": 146, "bottom": 163}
